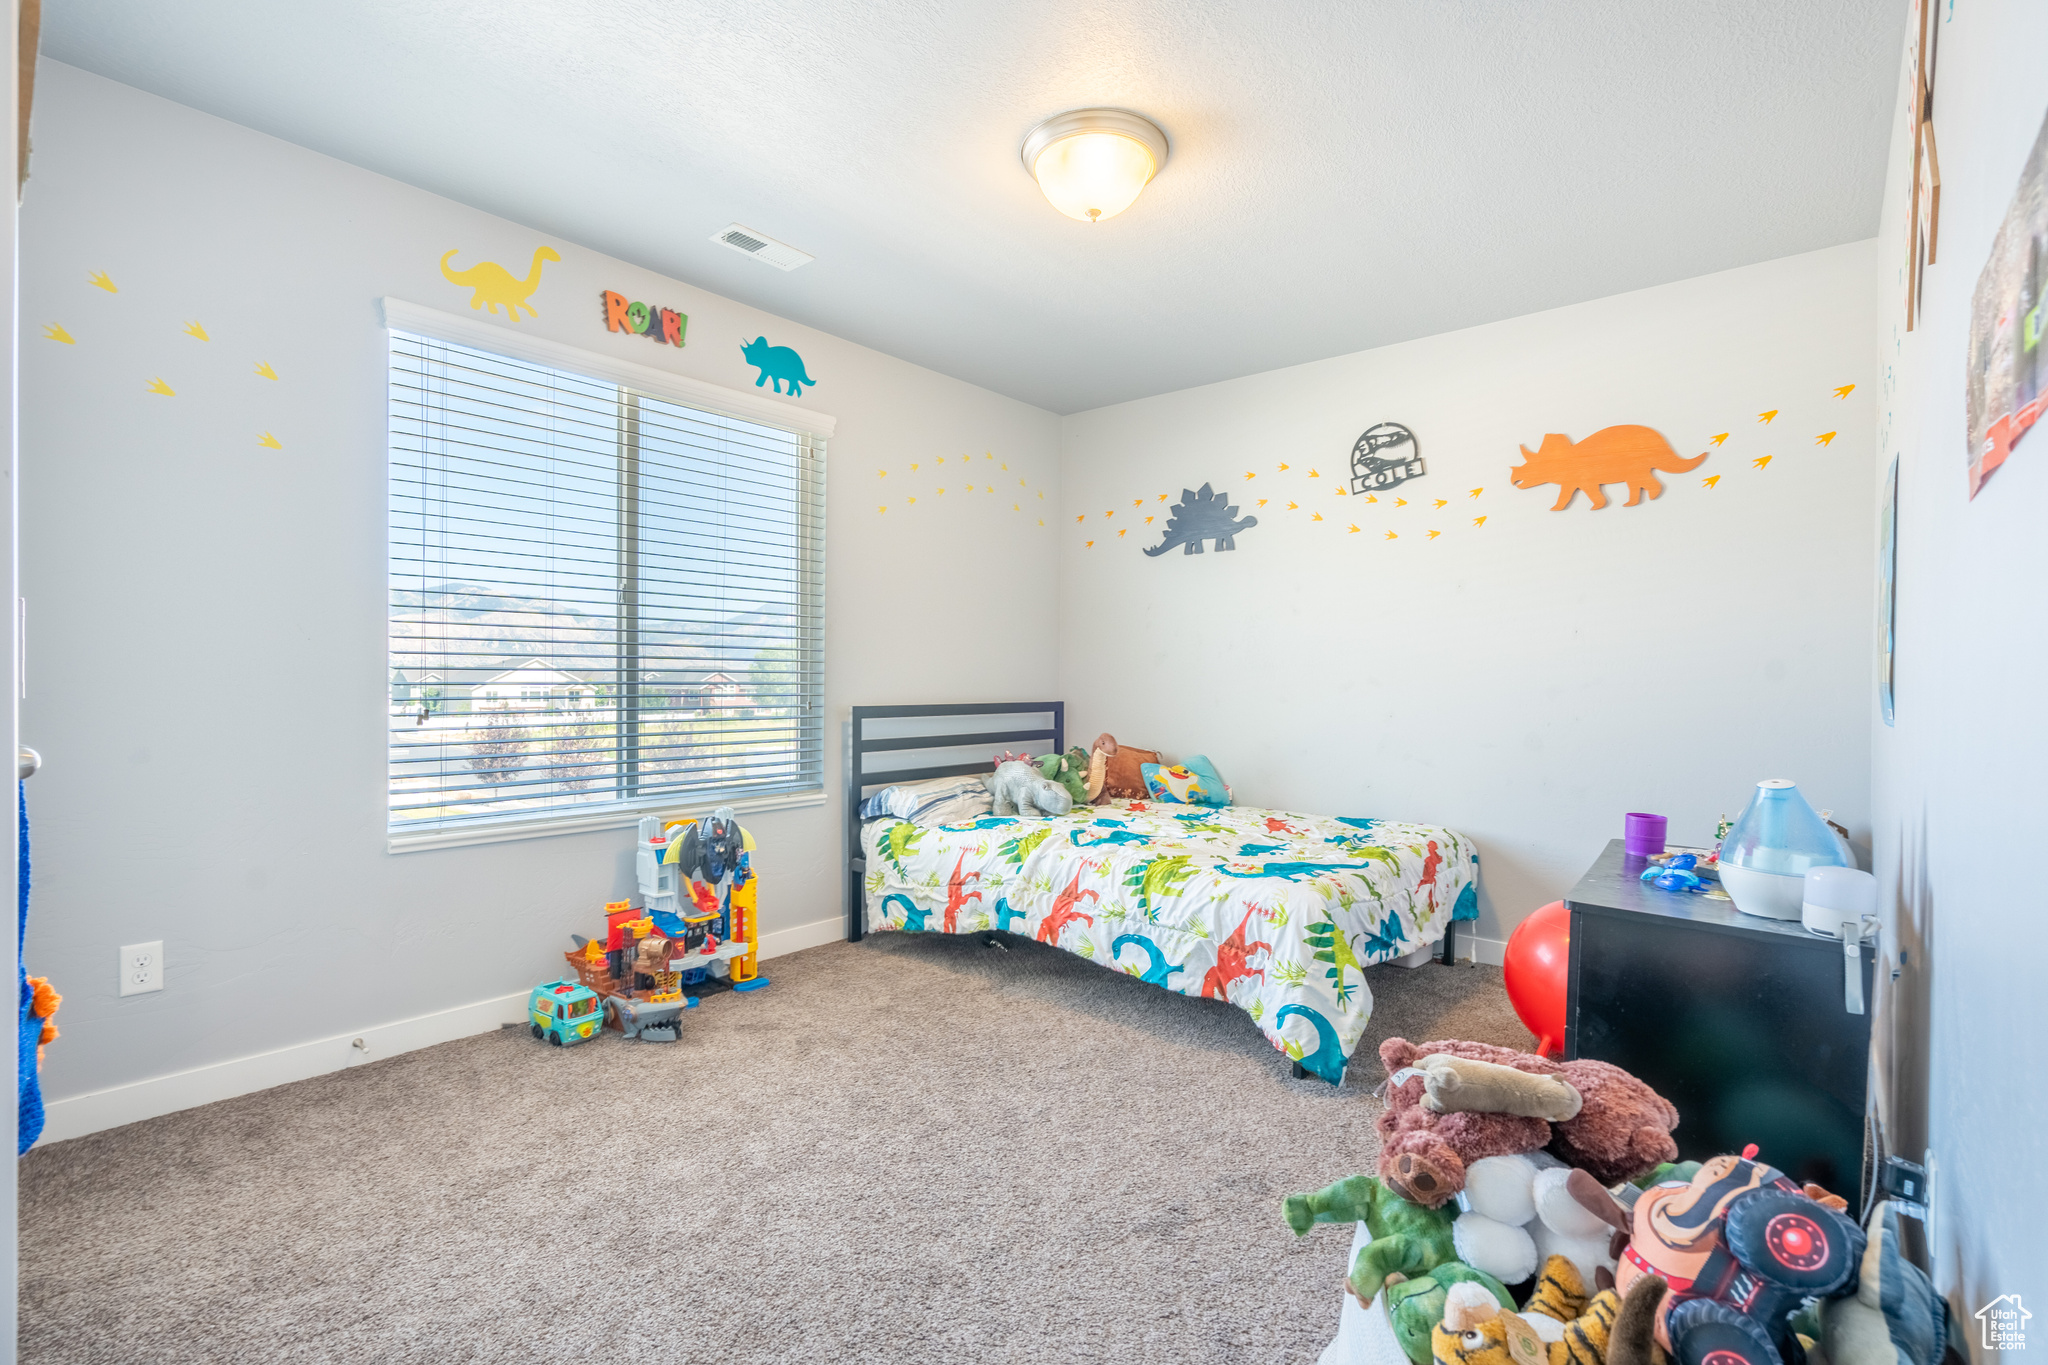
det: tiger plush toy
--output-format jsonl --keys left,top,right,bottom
{"left": 1435, "top": 1257, "right": 1663, "bottom": 1365}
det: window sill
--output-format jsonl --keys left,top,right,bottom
{"left": 386, "top": 787, "right": 827, "bottom": 854}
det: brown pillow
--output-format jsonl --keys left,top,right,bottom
{"left": 1102, "top": 744, "right": 1162, "bottom": 801}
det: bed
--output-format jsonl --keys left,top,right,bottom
{"left": 844, "top": 702, "right": 1479, "bottom": 1085}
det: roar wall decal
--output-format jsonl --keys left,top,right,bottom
{"left": 1348, "top": 423, "right": 1425, "bottom": 494}
{"left": 741, "top": 337, "right": 815, "bottom": 397}
{"left": 1509, "top": 425, "right": 1708, "bottom": 510}
{"left": 1143, "top": 484, "right": 1257, "bottom": 556}
{"left": 439, "top": 246, "right": 559, "bottom": 321}
{"left": 601, "top": 291, "right": 688, "bottom": 347}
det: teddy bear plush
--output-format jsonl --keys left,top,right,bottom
{"left": 1379, "top": 1039, "right": 1557, "bottom": 1207}
{"left": 1377, "top": 1039, "right": 1680, "bottom": 1208}
{"left": 1543, "top": 1058, "right": 1682, "bottom": 1187}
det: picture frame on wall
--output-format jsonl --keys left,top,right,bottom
{"left": 1878, "top": 456, "right": 1898, "bottom": 727}
{"left": 1903, "top": 0, "right": 1939, "bottom": 331}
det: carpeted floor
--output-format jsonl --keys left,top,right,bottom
{"left": 20, "top": 934, "right": 1535, "bottom": 1365}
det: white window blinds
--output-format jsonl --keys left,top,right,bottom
{"left": 389, "top": 329, "right": 825, "bottom": 838}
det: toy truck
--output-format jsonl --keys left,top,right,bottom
{"left": 527, "top": 980, "right": 603, "bottom": 1046}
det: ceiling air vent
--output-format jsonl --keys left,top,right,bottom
{"left": 713, "top": 223, "right": 814, "bottom": 272}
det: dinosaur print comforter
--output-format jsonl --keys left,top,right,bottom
{"left": 861, "top": 801, "right": 1478, "bottom": 1085}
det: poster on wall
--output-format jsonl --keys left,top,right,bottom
{"left": 1963, "top": 105, "right": 2048, "bottom": 497}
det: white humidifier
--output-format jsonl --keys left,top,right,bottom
{"left": 1717, "top": 779, "right": 1849, "bottom": 921}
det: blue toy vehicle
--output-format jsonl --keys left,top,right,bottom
{"left": 528, "top": 979, "right": 602, "bottom": 1046}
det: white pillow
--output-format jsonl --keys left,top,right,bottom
{"left": 860, "top": 775, "right": 995, "bottom": 825}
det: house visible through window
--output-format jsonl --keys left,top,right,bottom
{"left": 388, "top": 329, "right": 825, "bottom": 837}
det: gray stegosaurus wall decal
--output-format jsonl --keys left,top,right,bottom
{"left": 1144, "top": 483, "right": 1259, "bottom": 556}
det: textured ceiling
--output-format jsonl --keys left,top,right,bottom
{"left": 42, "top": 1, "right": 1901, "bottom": 414}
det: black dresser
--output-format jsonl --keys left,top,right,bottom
{"left": 1563, "top": 839, "right": 1874, "bottom": 1196}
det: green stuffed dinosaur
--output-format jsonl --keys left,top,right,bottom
{"left": 1383, "top": 1273, "right": 1515, "bottom": 1365}
{"left": 1283, "top": 1174, "right": 1514, "bottom": 1365}
{"left": 1036, "top": 747, "right": 1090, "bottom": 807}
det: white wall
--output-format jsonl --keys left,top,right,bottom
{"left": 1871, "top": 0, "right": 2046, "bottom": 1332}
{"left": 4, "top": 0, "right": 22, "bottom": 1351}
{"left": 18, "top": 62, "right": 1060, "bottom": 1125}
{"left": 1058, "top": 242, "right": 1877, "bottom": 948}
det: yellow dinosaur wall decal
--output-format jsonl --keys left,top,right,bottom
{"left": 439, "top": 245, "right": 560, "bottom": 321}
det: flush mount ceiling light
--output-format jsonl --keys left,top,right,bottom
{"left": 1020, "top": 108, "right": 1168, "bottom": 223}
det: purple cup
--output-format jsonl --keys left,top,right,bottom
{"left": 1624, "top": 812, "right": 1668, "bottom": 857}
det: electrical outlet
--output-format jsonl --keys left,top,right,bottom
{"left": 119, "top": 941, "right": 163, "bottom": 996}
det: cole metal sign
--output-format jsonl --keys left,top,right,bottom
{"left": 1349, "top": 422, "right": 1425, "bottom": 494}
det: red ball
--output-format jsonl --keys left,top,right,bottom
{"left": 1504, "top": 899, "right": 1571, "bottom": 1058}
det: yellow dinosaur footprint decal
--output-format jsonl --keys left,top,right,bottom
{"left": 440, "top": 246, "right": 559, "bottom": 321}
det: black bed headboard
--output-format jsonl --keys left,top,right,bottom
{"left": 844, "top": 702, "right": 1065, "bottom": 942}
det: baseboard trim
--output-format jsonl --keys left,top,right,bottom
{"left": 37, "top": 914, "right": 846, "bottom": 1147}
{"left": 36, "top": 991, "right": 531, "bottom": 1146}
{"left": 1459, "top": 932, "right": 1508, "bottom": 966}
{"left": 755, "top": 913, "right": 843, "bottom": 960}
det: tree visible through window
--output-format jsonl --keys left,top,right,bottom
{"left": 388, "top": 331, "right": 825, "bottom": 834}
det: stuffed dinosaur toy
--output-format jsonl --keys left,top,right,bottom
{"left": 987, "top": 759, "right": 1072, "bottom": 816}
{"left": 1386, "top": 1269, "right": 1520, "bottom": 1365}
{"left": 1283, "top": 1174, "right": 1513, "bottom": 1316}
{"left": 1036, "top": 746, "right": 1091, "bottom": 807}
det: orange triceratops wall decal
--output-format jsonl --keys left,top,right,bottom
{"left": 1509, "top": 426, "right": 1708, "bottom": 510}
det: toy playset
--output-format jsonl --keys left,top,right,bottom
{"left": 1291, "top": 1038, "right": 1944, "bottom": 1365}
{"left": 537, "top": 807, "right": 769, "bottom": 1047}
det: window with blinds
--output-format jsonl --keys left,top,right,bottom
{"left": 389, "top": 329, "right": 825, "bottom": 838}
